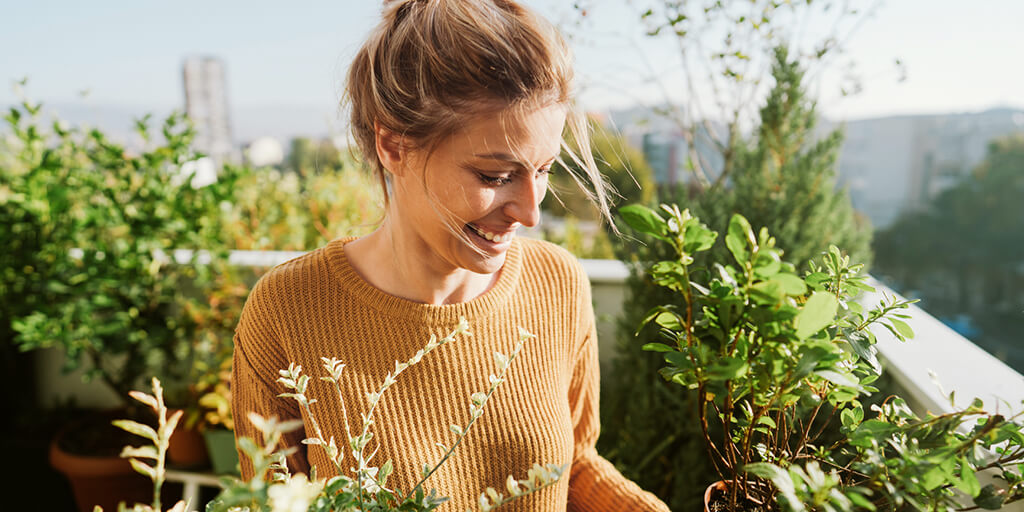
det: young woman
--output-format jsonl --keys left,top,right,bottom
{"left": 231, "top": 1, "right": 670, "bottom": 510}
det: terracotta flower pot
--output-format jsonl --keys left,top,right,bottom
{"left": 704, "top": 480, "right": 728, "bottom": 512}
{"left": 704, "top": 480, "right": 768, "bottom": 512}
{"left": 167, "top": 410, "right": 210, "bottom": 469}
{"left": 49, "top": 425, "right": 152, "bottom": 512}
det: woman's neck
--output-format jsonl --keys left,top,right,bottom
{"left": 344, "top": 223, "right": 500, "bottom": 306}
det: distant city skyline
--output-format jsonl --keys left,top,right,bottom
{"left": 4, "top": 0, "right": 1023, "bottom": 133}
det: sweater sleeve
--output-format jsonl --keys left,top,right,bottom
{"left": 565, "top": 279, "right": 670, "bottom": 512}
{"left": 231, "top": 277, "right": 310, "bottom": 479}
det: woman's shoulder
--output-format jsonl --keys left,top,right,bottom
{"left": 247, "top": 238, "right": 349, "bottom": 308}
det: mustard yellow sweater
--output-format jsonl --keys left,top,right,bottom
{"left": 231, "top": 236, "right": 670, "bottom": 511}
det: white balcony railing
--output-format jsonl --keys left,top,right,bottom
{"left": 39, "top": 253, "right": 1024, "bottom": 420}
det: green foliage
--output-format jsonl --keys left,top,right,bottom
{"left": 722, "top": 46, "right": 871, "bottom": 269}
{"left": 625, "top": 204, "right": 1024, "bottom": 511}
{"left": 222, "top": 152, "right": 381, "bottom": 252}
{"left": 599, "top": 46, "right": 870, "bottom": 510}
{"left": 1, "top": 99, "right": 244, "bottom": 404}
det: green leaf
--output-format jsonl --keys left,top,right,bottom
{"left": 642, "top": 343, "right": 676, "bottom": 353}
{"left": 636, "top": 306, "right": 680, "bottom": 335}
{"left": 120, "top": 445, "right": 159, "bottom": 460}
{"left": 752, "top": 250, "right": 782, "bottom": 278}
{"left": 112, "top": 420, "right": 158, "bottom": 443}
{"left": 708, "top": 356, "right": 748, "bottom": 381}
{"left": 681, "top": 220, "right": 716, "bottom": 254}
{"left": 974, "top": 484, "right": 1005, "bottom": 509}
{"left": 726, "top": 214, "right": 754, "bottom": 265}
{"left": 793, "top": 345, "right": 832, "bottom": 381}
{"left": 921, "top": 460, "right": 951, "bottom": 491}
{"left": 888, "top": 318, "right": 915, "bottom": 339}
{"left": 161, "top": 409, "right": 183, "bottom": 441}
{"left": 841, "top": 409, "right": 858, "bottom": 428}
{"left": 654, "top": 311, "right": 683, "bottom": 330}
{"left": 773, "top": 273, "right": 808, "bottom": 296}
{"left": 816, "top": 369, "right": 858, "bottom": 388}
{"left": 851, "top": 420, "right": 898, "bottom": 445}
{"left": 128, "top": 458, "right": 156, "bottom": 480}
{"left": 619, "top": 205, "right": 667, "bottom": 238}
{"left": 795, "top": 291, "right": 838, "bottom": 340}
{"left": 749, "top": 280, "right": 784, "bottom": 304}
{"left": 843, "top": 332, "right": 880, "bottom": 373}
{"left": 955, "top": 456, "right": 981, "bottom": 496}
{"left": 378, "top": 459, "right": 393, "bottom": 486}
{"left": 664, "top": 352, "right": 694, "bottom": 370}
{"left": 742, "top": 463, "right": 804, "bottom": 512}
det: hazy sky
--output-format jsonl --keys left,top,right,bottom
{"left": 4, "top": 0, "right": 1022, "bottom": 125}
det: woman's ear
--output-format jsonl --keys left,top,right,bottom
{"left": 374, "top": 121, "right": 406, "bottom": 176}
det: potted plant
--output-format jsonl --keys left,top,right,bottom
{"left": 620, "top": 204, "right": 1024, "bottom": 511}
{"left": 3, "top": 97, "right": 244, "bottom": 511}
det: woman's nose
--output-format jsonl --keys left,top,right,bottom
{"left": 503, "top": 173, "right": 547, "bottom": 228}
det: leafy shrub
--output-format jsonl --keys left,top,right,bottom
{"left": 2, "top": 98, "right": 243, "bottom": 406}
{"left": 623, "top": 203, "right": 1024, "bottom": 511}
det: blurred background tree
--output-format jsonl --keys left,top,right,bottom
{"left": 873, "top": 135, "right": 1024, "bottom": 370}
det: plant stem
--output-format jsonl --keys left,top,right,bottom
{"left": 403, "top": 347, "right": 518, "bottom": 502}
{"left": 792, "top": 394, "right": 825, "bottom": 459}
{"left": 698, "top": 385, "right": 728, "bottom": 482}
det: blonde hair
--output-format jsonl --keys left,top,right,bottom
{"left": 346, "top": 0, "right": 614, "bottom": 227}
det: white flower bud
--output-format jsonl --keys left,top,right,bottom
{"left": 493, "top": 351, "right": 509, "bottom": 370}
{"left": 506, "top": 475, "right": 522, "bottom": 496}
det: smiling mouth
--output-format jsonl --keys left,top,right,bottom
{"left": 466, "top": 223, "right": 515, "bottom": 244}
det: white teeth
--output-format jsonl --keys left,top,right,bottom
{"left": 469, "top": 224, "right": 513, "bottom": 244}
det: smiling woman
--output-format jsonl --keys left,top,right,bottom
{"left": 230, "top": 1, "right": 669, "bottom": 511}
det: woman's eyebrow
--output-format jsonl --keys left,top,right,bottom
{"left": 473, "top": 151, "right": 520, "bottom": 162}
{"left": 472, "top": 152, "right": 556, "bottom": 168}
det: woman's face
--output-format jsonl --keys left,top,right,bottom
{"left": 390, "top": 104, "right": 566, "bottom": 275}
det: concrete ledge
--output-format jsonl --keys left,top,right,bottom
{"left": 862, "top": 278, "right": 1024, "bottom": 417}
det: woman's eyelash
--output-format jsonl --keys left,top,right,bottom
{"left": 475, "top": 167, "right": 552, "bottom": 186}
{"left": 478, "top": 173, "right": 514, "bottom": 185}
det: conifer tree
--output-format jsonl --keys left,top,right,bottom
{"left": 599, "top": 46, "right": 872, "bottom": 510}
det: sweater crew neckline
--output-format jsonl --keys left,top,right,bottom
{"left": 324, "top": 236, "right": 524, "bottom": 325}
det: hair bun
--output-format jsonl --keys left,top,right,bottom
{"left": 383, "top": 0, "right": 424, "bottom": 22}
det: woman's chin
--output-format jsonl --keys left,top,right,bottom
{"left": 457, "top": 250, "right": 507, "bottom": 276}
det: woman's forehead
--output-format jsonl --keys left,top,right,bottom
{"left": 448, "top": 104, "right": 566, "bottom": 161}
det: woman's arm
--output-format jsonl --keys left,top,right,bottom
{"left": 565, "top": 280, "right": 670, "bottom": 512}
{"left": 230, "top": 281, "right": 309, "bottom": 479}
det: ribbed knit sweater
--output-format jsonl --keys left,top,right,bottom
{"left": 231, "top": 236, "right": 670, "bottom": 512}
